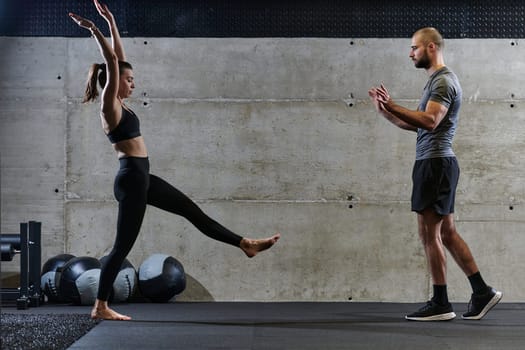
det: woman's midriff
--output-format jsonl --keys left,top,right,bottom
{"left": 112, "top": 136, "right": 148, "bottom": 159}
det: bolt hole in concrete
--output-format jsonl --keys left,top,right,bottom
{"left": 510, "top": 104, "right": 515, "bottom": 108}
{"left": 509, "top": 206, "right": 514, "bottom": 210}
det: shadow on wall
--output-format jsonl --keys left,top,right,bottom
{"left": 175, "top": 274, "right": 214, "bottom": 302}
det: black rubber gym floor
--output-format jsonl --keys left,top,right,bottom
{"left": 2, "top": 302, "right": 524, "bottom": 349}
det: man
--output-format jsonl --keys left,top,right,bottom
{"left": 369, "top": 27, "right": 502, "bottom": 321}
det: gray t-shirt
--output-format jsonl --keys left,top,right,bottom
{"left": 415, "top": 66, "right": 461, "bottom": 160}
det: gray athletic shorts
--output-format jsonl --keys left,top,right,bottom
{"left": 411, "top": 157, "right": 459, "bottom": 215}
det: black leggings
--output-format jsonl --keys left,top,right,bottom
{"left": 97, "top": 157, "right": 243, "bottom": 301}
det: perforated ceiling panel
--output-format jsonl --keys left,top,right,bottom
{"left": 1, "top": 0, "right": 524, "bottom": 38}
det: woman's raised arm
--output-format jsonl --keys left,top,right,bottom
{"left": 94, "top": 0, "right": 126, "bottom": 61}
{"left": 69, "top": 11, "right": 120, "bottom": 128}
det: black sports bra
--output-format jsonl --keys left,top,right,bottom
{"left": 106, "top": 107, "right": 141, "bottom": 144}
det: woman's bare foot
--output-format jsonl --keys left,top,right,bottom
{"left": 240, "top": 233, "right": 281, "bottom": 258}
{"left": 91, "top": 299, "right": 131, "bottom": 320}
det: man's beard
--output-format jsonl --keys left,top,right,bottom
{"left": 414, "top": 53, "right": 431, "bottom": 69}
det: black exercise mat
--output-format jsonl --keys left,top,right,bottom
{"left": 1, "top": 313, "right": 100, "bottom": 350}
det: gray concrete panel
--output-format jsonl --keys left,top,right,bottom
{"left": 66, "top": 99, "right": 525, "bottom": 204}
{"left": 0, "top": 38, "right": 67, "bottom": 99}
{"left": 455, "top": 101, "right": 525, "bottom": 204}
{"left": 64, "top": 199, "right": 525, "bottom": 302}
{"left": 64, "top": 38, "right": 525, "bottom": 101}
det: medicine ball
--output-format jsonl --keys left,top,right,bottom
{"left": 138, "top": 254, "right": 186, "bottom": 303}
{"left": 59, "top": 256, "right": 101, "bottom": 305}
{"left": 40, "top": 253, "right": 76, "bottom": 303}
{"left": 99, "top": 256, "right": 137, "bottom": 303}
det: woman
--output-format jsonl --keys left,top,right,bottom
{"left": 69, "top": 0, "right": 280, "bottom": 321}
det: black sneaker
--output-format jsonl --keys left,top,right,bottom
{"left": 405, "top": 300, "right": 456, "bottom": 321}
{"left": 462, "top": 287, "right": 502, "bottom": 320}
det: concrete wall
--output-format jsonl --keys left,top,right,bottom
{"left": 1, "top": 36, "right": 524, "bottom": 302}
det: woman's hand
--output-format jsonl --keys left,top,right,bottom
{"left": 94, "top": 0, "right": 115, "bottom": 25}
{"left": 68, "top": 12, "right": 96, "bottom": 31}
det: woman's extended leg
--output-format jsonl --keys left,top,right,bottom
{"left": 147, "top": 174, "right": 279, "bottom": 257}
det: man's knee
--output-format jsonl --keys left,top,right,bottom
{"left": 440, "top": 216, "right": 457, "bottom": 247}
{"left": 417, "top": 208, "right": 443, "bottom": 245}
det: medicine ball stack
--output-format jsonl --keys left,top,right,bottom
{"left": 41, "top": 253, "right": 186, "bottom": 305}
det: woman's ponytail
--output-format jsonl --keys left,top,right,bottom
{"left": 82, "top": 63, "right": 106, "bottom": 103}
